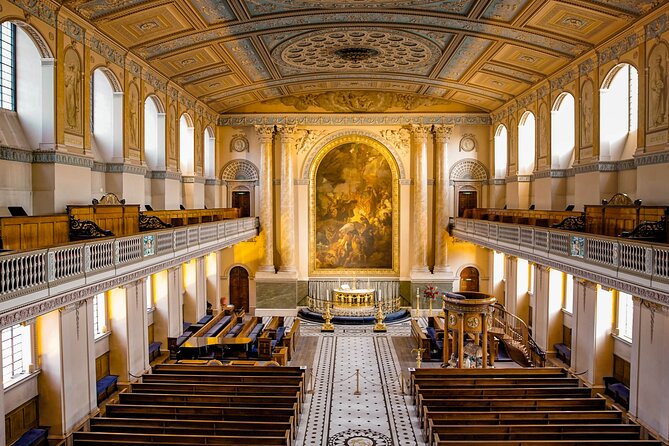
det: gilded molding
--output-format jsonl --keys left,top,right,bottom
{"left": 219, "top": 114, "right": 491, "bottom": 126}
{"left": 8, "top": 0, "right": 56, "bottom": 26}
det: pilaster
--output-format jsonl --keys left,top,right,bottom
{"left": 433, "top": 125, "right": 453, "bottom": 276}
{"left": 410, "top": 124, "right": 430, "bottom": 277}
{"left": 255, "top": 125, "right": 275, "bottom": 274}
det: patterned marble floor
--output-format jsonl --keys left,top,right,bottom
{"left": 294, "top": 320, "right": 426, "bottom": 446}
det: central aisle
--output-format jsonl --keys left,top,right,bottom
{"left": 295, "top": 323, "right": 427, "bottom": 446}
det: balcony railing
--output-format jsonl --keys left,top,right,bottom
{"left": 0, "top": 217, "right": 259, "bottom": 318}
{"left": 454, "top": 218, "right": 669, "bottom": 301}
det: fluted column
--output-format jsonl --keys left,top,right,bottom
{"left": 255, "top": 125, "right": 275, "bottom": 273}
{"left": 433, "top": 125, "right": 452, "bottom": 273}
{"left": 277, "top": 125, "right": 297, "bottom": 273}
{"left": 411, "top": 124, "right": 430, "bottom": 274}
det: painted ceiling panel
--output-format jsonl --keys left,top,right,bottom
{"left": 59, "top": 0, "right": 669, "bottom": 113}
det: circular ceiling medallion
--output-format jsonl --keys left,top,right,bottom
{"left": 328, "top": 429, "right": 392, "bottom": 446}
{"left": 273, "top": 28, "right": 440, "bottom": 72}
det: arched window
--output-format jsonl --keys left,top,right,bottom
{"left": 600, "top": 63, "right": 638, "bottom": 161}
{"left": 551, "top": 93, "right": 575, "bottom": 169}
{"left": 179, "top": 113, "right": 195, "bottom": 175}
{"left": 1, "top": 21, "right": 54, "bottom": 150}
{"left": 144, "top": 95, "right": 165, "bottom": 171}
{"left": 518, "top": 111, "right": 535, "bottom": 174}
{"left": 204, "top": 126, "right": 215, "bottom": 178}
{"left": 92, "top": 68, "right": 123, "bottom": 162}
{"left": 494, "top": 124, "right": 508, "bottom": 178}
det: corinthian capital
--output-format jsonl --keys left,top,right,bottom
{"left": 433, "top": 125, "right": 453, "bottom": 144}
{"left": 254, "top": 125, "right": 274, "bottom": 144}
{"left": 409, "top": 124, "right": 431, "bottom": 140}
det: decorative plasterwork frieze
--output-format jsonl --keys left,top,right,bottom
{"left": 646, "top": 13, "right": 668, "bottom": 40}
{"left": 533, "top": 169, "right": 568, "bottom": 179}
{"left": 0, "top": 146, "right": 33, "bottom": 163}
{"left": 579, "top": 57, "right": 596, "bottom": 76}
{"left": 8, "top": 0, "right": 56, "bottom": 26}
{"left": 59, "top": 18, "right": 85, "bottom": 43}
{"left": 635, "top": 150, "right": 669, "bottom": 166}
{"left": 88, "top": 34, "right": 125, "bottom": 68}
{"left": 92, "top": 162, "right": 147, "bottom": 176}
{"left": 32, "top": 150, "right": 94, "bottom": 169}
{"left": 550, "top": 70, "right": 576, "bottom": 91}
{"left": 150, "top": 170, "right": 182, "bottom": 181}
{"left": 399, "top": 179, "right": 413, "bottom": 185}
{"left": 488, "top": 178, "right": 506, "bottom": 185}
{"left": 455, "top": 231, "right": 669, "bottom": 309}
{"left": 517, "top": 92, "right": 536, "bottom": 109}
{"left": 598, "top": 32, "right": 642, "bottom": 66}
{"left": 205, "top": 178, "right": 221, "bottom": 186}
{"left": 219, "top": 114, "right": 491, "bottom": 127}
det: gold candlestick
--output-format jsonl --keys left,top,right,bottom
{"left": 411, "top": 347, "right": 426, "bottom": 369}
{"left": 373, "top": 302, "right": 387, "bottom": 332}
{"left": 321, "top": 303, "right": 334, "bottom": 332}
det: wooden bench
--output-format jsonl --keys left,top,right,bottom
{"left": 0, "top": 214, "right": 69, "bottom": 250}
{"left": 10, "top": 427, "right": 49, "bottom": 446}
{"left": 149, "top": 342, "right": 162, "bottom": 362}
{"left": 96, "top": 375, "right": 118, "bottom": 404}
{"left": 281, "top": 319, "right": 300, "bottom": 361}
{"left": 554, "top": 343, "right": 571, "bottom": 365}
{"left": 73, "top": 431, "right": 289, "bottom": 445}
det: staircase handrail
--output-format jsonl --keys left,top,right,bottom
{"left": 492, "top": 303, "right": 546, "bottom": 366}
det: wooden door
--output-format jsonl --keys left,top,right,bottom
{"left": 458, "top": 190, "right": 478, "bottom": 217}
{"left": 459, "top": 266, "right": 480, "bottom": 292}
{"left": 229, "top": 266, "right": 249, "bottom": 311}
{"left": 232, "top": 191, "right": 251, "bottom": 217}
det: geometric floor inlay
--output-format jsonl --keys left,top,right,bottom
{"left": 295, "top": 321, "right": 425, "bottom": 446}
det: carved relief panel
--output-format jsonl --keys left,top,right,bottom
{"left": 64, "top": 47, "right": 83, "bottom": 136}
{"left": 580, "top": 79, "right": 594, "bottom": 148}
{"left": 647, "top": 42, "right": 668, "bottom": 133}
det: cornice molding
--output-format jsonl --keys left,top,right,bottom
{"left": 218, "top": 114, "right": 492, "bottom": 127}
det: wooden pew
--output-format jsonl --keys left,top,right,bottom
{"left": 281, "top": 319, "right": 300, "bottom": 361}
{"left": 0, "top": 214, "right": 69, "bottom": 250}
{"left": 68, "top": 204, "right": 140, "bottom": 237}
{"left": 73, "top": 431, "right": 289, "bottom": 445}
{"left": 144, "top": 208, "right": 239, "bottom": 227}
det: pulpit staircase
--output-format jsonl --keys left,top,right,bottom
{"left": 489, "top": 303, "right": 545, "bottom": 367}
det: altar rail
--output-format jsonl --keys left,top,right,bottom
{"left": 0, "top": 217, "right": 258, "bottom": 321}
{"left": 453, "top": 218, "right": 669, "bottom": 304}
{"left": 306, "top": 295, "right": 401, "bottom": 317}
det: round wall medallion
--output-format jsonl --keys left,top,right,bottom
{"left": 273, "top": 28, "right": 440, "bottom": 72}
{"left": 230, "top": 135, "right": 249, "bottom": 152}
{"left": 328, "top": 429, "right": 392, "bottom": 446}
{"left": 459, "top": 134, "right": 477, "bottom": 152}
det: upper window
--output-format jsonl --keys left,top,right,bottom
{"left": 2, "top": 323, "right": 31, "bottom": 386}
{"left": 494, "top": 125, "right": 508, "bottom": 178}
{"left": 0, "top": 22, "right": 16, "bottom": 111}
{"left": 551, "top": 93, "right": 575, "bottom": 169}
{"left": 600, "top": 63, "right": 638, "bottom": 161}
{"left": 518, "top": 111, "right": 536, "bottom": 174}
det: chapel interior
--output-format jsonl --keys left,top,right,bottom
{"left": 1, "top": 0, "right": 669, "bottom": 445}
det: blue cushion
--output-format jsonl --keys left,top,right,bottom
{"left": 149, "top": 342, "right": 161, "bottom": 354}
{"left": 225, "top": 323, "right": 243, "bottom": 338}
{"left": 275, "top": 326, "right": 285, "bottom": 343}
{"left": 13, "top": 427, "right": 48, "bottom": 446}
{"left": 198, "top": 314, "right": 213, "bottom": 324}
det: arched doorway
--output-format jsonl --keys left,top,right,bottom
{"left": 459, "top": 266, "right": 480, "bottom": 292}
{"left": 229, "top": 266, "right": 249, "bottom": 311}
{"left": 458, "top": 190, "right": 477, "bottom": 217}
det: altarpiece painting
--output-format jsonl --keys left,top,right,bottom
{"left": 310, "top": 136, "right": 398, "bottom": 275}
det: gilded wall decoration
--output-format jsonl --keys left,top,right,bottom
{"left": 380, "top": 129, "right": 411, "bottom": 156}
{"left": 230, "top": 134, "right": 250, "bottom": 152}
{"left": 168, "top": 105, "right": 177, "bottom": 158}
{"left": 128, "top": 84, "right": 139, "bottom": 148}
{"left": 538, "top": 103, "right": 548, "bottom": 159}
{"left": 648, "top": 42, "right": 668, "bottom": 131}
{"left": 296, "top": 129, "right": 326, "bottom": 154}
{"left": 310, "top": 136, "right": 398, "bottom": 275}
{"left": 580, "top": 79, "right": 594, "bottom": 147}
{"left": 64, "top": 47, "right": 83, "bottom": 135}
{"left": 267, "top": 91, "right": 450, "bottom": 112}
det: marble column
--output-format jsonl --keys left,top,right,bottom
{"left": 433, "top": 125, "right": 452, "bottom": 274}
{"left": 277, "top": 125, "right": 297, "bottom": 273}
{"left": 411, "top": 124, "right": 430, "bottom": 275}
{"left": 255, "top": 125, "right": 275, "bottom": 273}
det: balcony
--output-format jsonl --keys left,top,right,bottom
{"left": 0, "top": 217, "right": 259, "bottom": 322}
{"left": 453, "top": 218, "right": 669, "bottom": 305}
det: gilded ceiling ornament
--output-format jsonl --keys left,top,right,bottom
{"left": 266, "top": 91, "right": 450, "bottom": 113}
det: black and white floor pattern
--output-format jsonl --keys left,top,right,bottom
{"left": 296, "top": 322, "right": 425, "bottom": 446}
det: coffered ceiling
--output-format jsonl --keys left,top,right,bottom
{"left": 60, "top": 0, "right": 667, "bottom": 113}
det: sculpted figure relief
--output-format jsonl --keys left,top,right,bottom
{"left": 64, "top": 49, "right": 81, "bottom": 132}
{"left": 128, "top": 88, "right": 138, "bottom": 147}
{"left": 649, "top": 48, "right": 668, "bottom": 128}
{"left": 581, "top": 81, "right": 593, "bottom": 146}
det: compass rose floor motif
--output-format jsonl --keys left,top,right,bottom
{"left": 293, "top": 320, "right": 427, "bottom": 446}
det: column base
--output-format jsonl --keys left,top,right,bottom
{"left": 433, "top": 265, "right": 454, "bottom": 277}
{"left": 256, "top": 265, "right": 276, "bottom": 275}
